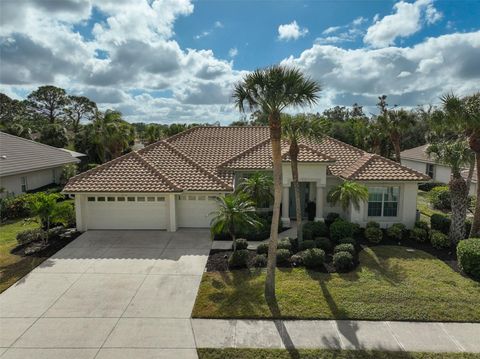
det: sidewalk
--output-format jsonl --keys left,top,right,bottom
{"left": 191, "top": 319, "right": 480, "bottom": 353}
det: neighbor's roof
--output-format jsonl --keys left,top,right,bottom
{"left": 400, "top": 144, "right": 436, "bottom": 164}
{"left": 60, "top": 148, "right": 86, "bottom": 158}
{"left": 64, "top": 126, "right": 429, "bottom": 193}
{"left": 0, "top": 132, "right": 80, "bottom": 177}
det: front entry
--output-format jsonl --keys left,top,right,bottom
{"left": 289, "top": 182, "right": 310, "bottom": 219}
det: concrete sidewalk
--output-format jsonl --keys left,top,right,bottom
{"left": 191, "top": 319, "right": 480, "bottom": 353}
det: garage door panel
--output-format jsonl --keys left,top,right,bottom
{"left": 177, "top": 195, "right": 218, "bottom": 228}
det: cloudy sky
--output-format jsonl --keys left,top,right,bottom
{"left": 0, "top": 0, "right": 479, "bottom": 124}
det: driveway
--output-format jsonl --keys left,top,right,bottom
{"left": 0, "top": 230, "right": 211, "bottom": 359}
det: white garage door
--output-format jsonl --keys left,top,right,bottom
{"left": 86, "top": 195, "right": 167, "bottom": 230}
{"left": 176, "top": 194, "right": 219, "bottom": 228}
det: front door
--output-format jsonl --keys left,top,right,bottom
{"left": 289, "top": 182, "right": 309, "bottom": 219}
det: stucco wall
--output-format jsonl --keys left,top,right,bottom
{"left": 401, "top": 159, "right": 450, "bottom": 183}
{"left": 0, "top": 166, "right": 63, "bottom": 196}
{"left": 282, "top": 162, "right": 328, "bottom": 186}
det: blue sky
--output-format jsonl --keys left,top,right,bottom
{"left": 1, "top": 0, "right": 479, "bottom": 123}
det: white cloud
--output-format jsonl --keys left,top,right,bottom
{"left": 352, "top": 17, "right": 367, "bottom": 26}
{"left": 323, "top": 26, "right": 341, "bottom": 35}
{"left": 228, "top": 47, "right": 238, "bottom": 58}
{"left": 214, "top": 21, "right": 224, "bottom": 28}
{"left": 317, "top": 16, "right": 368, "bottom": 44}
{"left": 278, "top": 21, "right": 309, "bottom": 41}
{"left": 364, "top": 0, "right": 443, "bottom": 48}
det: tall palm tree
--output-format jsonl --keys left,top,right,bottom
{"left": 210, "top": 194, "right": 260, "bottom": 252}
{"left": 233, "top": 65, "right": 320, "bottom": 299}
{"left": 327, "top": 180, "right": 369, "bottom": 212}
{"left": 236, "top": 172, "right": 273, "bottom": 208}
{"left": 441, "top": 93, "right": 480, "bottom": 236}
{"left": 282, "top": 114, "right": 329, "bottom": 243}
{"left": 427, "top": 140, "right": 473, "bottom": 245}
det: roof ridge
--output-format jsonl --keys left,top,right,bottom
{"left": 323, "top": 134, "right": 366, "bottom": 155}
{"left": 369, "top": 153, "right": 431, "bottom": 180}
{"left": 341, "top": 153, "right": 375, "bottom": 179}
{"left": 282, "top": 143, "right": 336, "bottom": 162}
{"left": 131, "top": 151, "right": 182, "bottom": 192}
{"left": 163, "top": 126, "right": 200, "bottom": 143}
{"left": 160, "top": 141, "right": 233, "bottom": 190}
{"left": 0, "top": 131, "right": 77, "bottom": 158}
{"left": 218, "top": 138, "right": 272, "bottom": 168}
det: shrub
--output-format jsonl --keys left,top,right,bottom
{"left": 252, "top": 254, "right": 267, "bottom": 267}
{"left": 330, "top": 219, "right": 354, "bottom": 242}
{"left": 232, "top": 238, "right": 248, "bottom": 251}
{"left": 431, "top": 230, "right": 450, "bottom": 249}
{"left": 325, "top": 212, "right": 340, "bottom": 227}
{"left": 339, "top": 237, "right": 356, "bottom": 246}
{"left": 237, "top": 216, "right": 269, "bottom": 241}
{"left": 386, "top": 223, "right": 406, "bottom": 241}
{"left": 334, "top": 243, "right": 355, "bottom": 256}
{"left": 276, "top": 249, "right": 291, "bottom": 266}
{"left": 303, "top": 221, "right": 328, "bottom": 238}
{"left": 278, "top": 238, "right": 292, "bottom": 252}
{"left": 410, "top": 227, "right": 428, "bottom": 242}
{"left": 429, "top": 186, "right": 451, "bottom": 210}
{"left": 333, "top": 251, "right": 354, "bottom": 272}
{"left": 314, "top": 237, "right": 332, "bottom": 251}
{"left": 299, "top": 240, "right": 316, "bottom": 251}
{"left": 365, "top": 226, "right": 383, "bottom": 244}
{"left": 290, "top": 253, "right": 304, "bottom": 266}
{"left": 51, "top": 201, "right": 76, "bottom": 228}
{"left": 418, "top": 181, "right": 444, "bottom": 192}
{"left": 16, "top": 228, "right": 45, "bottom": 245}
{"left": 465, "top": 220, "right": 472, "bottom": 239}
{"left": 366, "top": 221, "right": 380, "bottom": 229}
{"left": 302, "top": 248, "right": 325, "bottom": 268}
{"left": 430, "top": 214, "right": 450, "bottom": 235}
{"left": 457, "top": 238, "right": 480, "bottom": 279}
{"left": 228, "top": 249, "right": 249, "bottom": 268}
{"left": 0, "top": 194, "right": 33, "bottom": 220}
{"left": 256, "top": 243, "right": 269, "bottom": 255}
{"left": 415, "top": 220, "right": 430, "bottom": 232}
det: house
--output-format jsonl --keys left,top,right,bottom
{"left": 64, "top": 126, "right": 429, "bottom": 232}
{"left": 0, "top": 132, "right": 81, "bottom": 196}
{"left": 400, "top": 144, "right": 477, "bottom": 195}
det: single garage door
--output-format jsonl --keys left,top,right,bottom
{"left": 176, "top": 194, "right": 219, "bottom": 228}
{"left": 86, "top": 195, "right": 167, "bottom": 230}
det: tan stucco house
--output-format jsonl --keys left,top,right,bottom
{"left": 64, "top": 126, "right": 429, "bottom": 232}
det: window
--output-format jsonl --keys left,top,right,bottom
{"left": 97, "top": 197, "right": 106, "bottom": 202}
{"left": 20, "top": 177, "right": 28, "bottom": 192}
{"left": 426, "top": 163, "right": 435, "bottom": 178}
{"left": 188, "top": 195, "right": 196, "bottom": 200}
{"left": 117, "top": 197, "right": 125, "bottom": 202}
{"left": 87, "top": 197, "right": 95, "bottom": 202}
{"left": 107, "top": 197, "right": 115, "bottom": 202}
{"left": 147, "top": 197, "right": 155, "bottom": 202}
{"left": 368, "top": 187, "right": 399, "bottom": 217}
{"left": 127, "top": 197, "right": 135, "bottom": 202}
{"left": 157, "top": 197, "right": 165, "bottom": 202}
{"left": 137, "top": 197, "right": 145, "bottom": 202}
{"left": 197, "top": 195, "right": 206, "bottom": 201}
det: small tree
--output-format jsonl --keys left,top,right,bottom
{"left": 327, "top": 180, "right": 369, "bottom": 211}
{"left": 210, "top": 194, "right": 260, "bottom": 252}
{"left": 236, "top": 172, "right": 273, "bottom": 208}
{"left": 28, "top": 193, "right": 62, "bottom": 243}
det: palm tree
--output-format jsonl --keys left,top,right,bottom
{"left": 327, "top": 180, "right": 369, "bottom": 212}
{"left": 233, "top": 65, "right": 320, "bottom": 299}
{"left": 427, "top": 140, "right": 473, "bottom": 245}
{"left": 236, "top": 172, "right": 273, "bottom": 208}
{"left": 210, "top": 194, "right": 260, "bottom": 252}
{"left": 28, "top": 193, "right": 62, "bottom": 244}
{"left": 282, "top": 113, "right": 329, "bottom": 243}
{"left": 441, "top": 93, "right": 480, "bottom": 236}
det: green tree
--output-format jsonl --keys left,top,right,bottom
{"left": 236, "top": 172, "right": 273, "bottom": 208}
{"left": 66, "top": 95, "right": 97, "bottom": 134}
{"left": 210, "top": 194, "right": 260, "bottom": 252}
{"left": 27, "top": 85, "right": 69, "bottom": 124}
{"left": 38, "top": 123, "right": 68, "bottom": 148}
{"left": 0, "top": 93, "right": 27, "bottom": 127}
{"left": 233, "top": 65, "right": 320, "bottom": 299}
{"left": 327, "top": 180, "right": 369, "bottom": 211}
{"left": 282, "top": 113, "right": 329, "bottom": 242}
{"left": 145, "top": 124, "right": 163, "bottom": 144}
{"left": 28, "top": 193, "right": 62, "bottom": 243}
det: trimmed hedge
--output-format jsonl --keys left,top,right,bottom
{"left": 366, "top": 221, "right": 380, "bottom": 229}
{"left": 334, "top": 243, "right": 355, "bottom": 256}
{"left": 431, "top": 230, "right": 450, "bottom": 249}
{"left": 338, "top": 237, "right": 356, "bottom": 246}
{"left": 410, "top": 227, "right": 429, "bottom": 242}
{"left": 302, "top": 248, "right": 325, "bottom": 268}
{"left": 314, "top": 237, "right": 332, "bottom": 251}
{"left": 277, "top": 238, "right": 292, "bottom": 252}
{"left": 365, "top": 226, "right": 383, "bottom": 244}
{"left": 386, "top": 223, "right": 406, "bottom": 241}
{"left": 276, "top": 249, "right": 291, "bottom": 265}
{"left": 252, "top": 254, "right": 267, "bottom": 267}
{"left": 232, "top": 238, "right": 248, "bottom": 251}
{"left": 330, "top": 219, "right": 354, "bottom": 242}
{"left": 228, "top": 250, "right": 249, "bottom": 268}
{"left": 457, "top": 238, "right": 480, "bottom": 279}
{"left": 325, "top": 212, "right": 340, "bottom": 227}
{"left": 430, "top": 214, "right": 450, "bottom": 235}
{"left": 303, "top": 221, "right": 328, "bottom": 240}
{"left": 415, "top": 220, "right": 430, "bottom": 232}
{"left": 299, "top": 240, "right": 316, "bottom": 251}
{"left": 333, "top": 251, "right": 354, "bottom": 272}
{"left": 256, "top": 243, "right": 269, "bottom": 255}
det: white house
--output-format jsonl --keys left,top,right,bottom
{"left": 400, "top": 144, "right": 477, "bottom": 195}
{"left": 64, "top": 126, "right": 429, "bottom": 232}
{"left": 0, "top": 132, "right": 81, "bottom": 196}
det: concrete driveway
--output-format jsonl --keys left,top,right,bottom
{"left": 0, "top": 230, "right": 211, "bottom": 359}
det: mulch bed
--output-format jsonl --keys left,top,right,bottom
{"left": 11, "top": 231, "right": 82, "bottom": 258}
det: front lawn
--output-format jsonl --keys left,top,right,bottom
{"left": 192, "top": 246, "right": 480, "bottom": 322}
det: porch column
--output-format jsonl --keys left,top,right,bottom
{"left": 281, "top": 184, "right": 291, "bottom": 227}
{"left": 315, "top": 183, "right": 324, "bottom": 222}
{"left": 167, "top": 194, "right": 177, "bottom": 232}
{"left": 75, "top": 194, "right": 87, "bottom": 231}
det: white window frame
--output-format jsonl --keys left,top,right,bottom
{"left": 367, "top": 186, "right": 400, "bottom": 218}
{"left": 20, "top": 177, "right": 28, "bottom": 192}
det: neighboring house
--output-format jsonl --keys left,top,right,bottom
{"left": 400, "top": 144, "right": 477, "bottom": 195}
{"left": 0, "top": 132, "right": 81, "bottom": 196}
{"left": 64, "top": 126, "right": 428, "bottom": 231}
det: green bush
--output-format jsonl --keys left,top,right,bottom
{"left": 299, "top": 240, "right": 316, "bottom": 251}
{"left": 256, "top": 243, "right": 269, "bottom": 255}
{"left": 252, "top": 254, "right": 267, "bottom": 267}
{"left": 314, "top": 237, "right": 332, "bottom": 251}
{"left": 276, "top": 249, "right": 291, "bottom": 266}
{"left": 386, "top": 223, "right": 406, "bottom": 241}
{"left": 418, "top": 181, "right": 445, "bottom": 192}
{"left": 333, "top": 251, "right": 354, "bottom": 272}
{"left": 302, "top": 248, "right": 325, "bottom": 268}
{"left": 410, "top": 227, "right": 428, "bottom": 242}
{"left": 232, "top": 238, "right": 248, "bottom": 251}
{"left": 431, "top": 230, "right": 450, "bottom": 249}
{"left": 457, "top": 238, "right": 480, "bottom": 279}
{"left": 16, "top": 228, "right": 45, "bottom": 245}
{"left": 51, "top": 201, "right": 76, "bottom": 228}
{"left": 325, "top": 212, "right": 340, "bottom": 227}
{"left": 277, "top": 238, "right": 292, "bottom": 252}
{"left": 334, "top": 243, "right": 356, "bottom": 256}
{"left": 365, "top": 226, "right": 383, "bottom": 244}
{"left": 430, "top": 214, "right": 450, "bottom": 235}
{"left": 465, "top": 220, "right": 472, "bottom": 239}
{"left": 0, "top": 193, "right": 33, "bottom": 220}
{"left": 330, "top": 219, "right": 354, "bottom": 242}
{"left": 429, "top": 186, "right": 451, "bottom": 210}
{"left": 415, "top": 220, "right": 430, "bottom": 232}
{"left": 290, "top": 253, "right": 304, "bottom": 266}
{"left": 228, "top": 249, "right": 249, "bottom": 268}
{"left": 338, "top": 237, "right": 356, "bottom": 246}
{"left": 303, "top": 221, "right": 328, "bottom": 240}
{"left": 366, "top": 221, "right": 380, "bottom": 229}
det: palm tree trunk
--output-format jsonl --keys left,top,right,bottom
{"left": 465, "top": 159, "right": 475, "bottom": 191}
{"left": 393, "top": 136, "right": 401, "bottom": 163}
{"left": 470, "top": 152, "right": 480, "bottom": 237}
{"left": 266, "top": 111, "right": 282, "bottom": 300}
{"left": 290, "top": 142, "right": 303, "bottom": 243}
{"left": 449, "top": 176, "right": 467, "bottom": 245}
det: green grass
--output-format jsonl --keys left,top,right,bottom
{"left": 417, "top": 190, "right": 446, "bottom": 221}
{"left": 192, "top": 246, "right": 480, "bottom": 322}
{"left": 197, "top": 349, "right": 480, "bottom": 359}
{"left": 0, "top": 219, "right": 44, "bottom": 293}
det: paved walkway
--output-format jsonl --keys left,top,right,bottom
{"left": 192, "top": 319, "right": 480, "bottom": 353}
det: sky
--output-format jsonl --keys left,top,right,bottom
{"left": 0, "top": 0, "right": 479, "bottom": 124}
